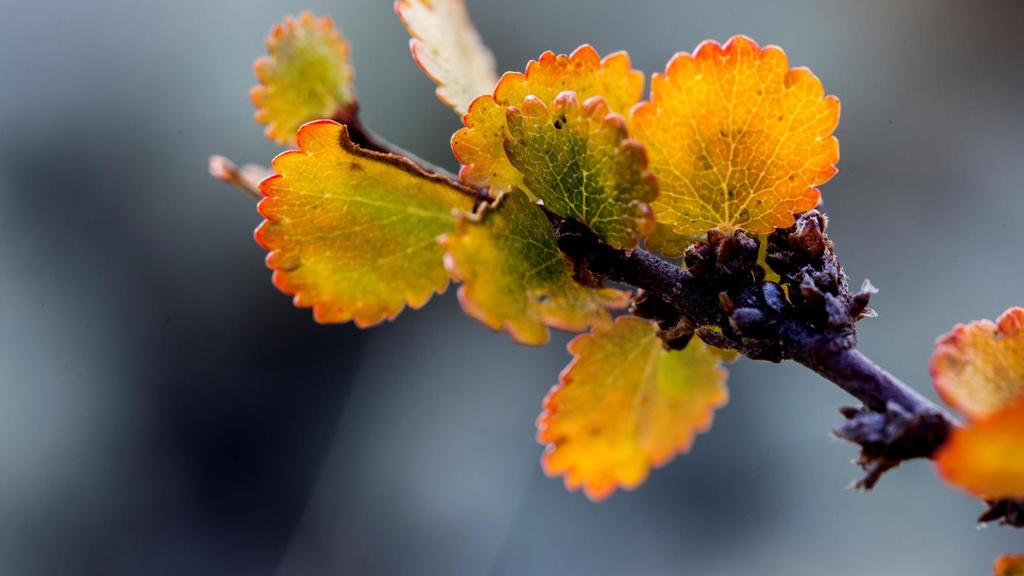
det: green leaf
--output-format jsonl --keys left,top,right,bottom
{"left": 504, "top": 91, "right": 657, "bottom": 249}
{"left": 252, "top": 12, "right": 356, "bottom": 145}
{"left": 441, "top": 190, "right": 628, "bottom": 345}
{"left": 256, "top": 120, "right": 476, "bottom": 326}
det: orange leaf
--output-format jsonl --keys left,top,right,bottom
{"left": 995, "top": 554, "right": 1024, "bottom": 576}
{"left": 256, "top": 120, "right": 476, "bottom": 326}
{"left": 452, "top": 45, "right": 644, "bottom": 193}
{"left": 538, "top": 317, "right": 729, "bottom": 500}
{"left": 251, "top": 12, "right": 356, "bottom": 145}
{"left": 630, "top": 35, "right": 839, "bottom": 235}
{"left": 931, "top": 307, "right": 1024, "bottom": 420}
{"left": 440, "top": 190, "right": 628, "bottom": 346}
{"left": 936, "top": 396, "right": 1024, "bottom": 500}
{"left": 395, "top": 0, "right": 498, "bottom": 115}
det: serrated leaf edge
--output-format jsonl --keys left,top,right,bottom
{"left": 256, "top": 119, "right": 477, "bottom": 327}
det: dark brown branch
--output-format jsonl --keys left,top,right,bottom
{"left": 980, "top": 499, "right": 1024, "bottom": 528}
{"left": 546, "top": 210, "right": 955, "bottom": 475}
{"left": 548, "top": 207, "right": 1023, "bottom": 525}
{"left": 551, "top": 208, "right": 1024, "bottom": 523}
{"left": 834, "top": 403, "right": 950, "bottom": 489}
{"left": 549, "top": 211, "right": 892, "bottom": 394}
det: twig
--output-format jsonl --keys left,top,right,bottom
{"left": 212, "top": 108, "right": 488, "bottom": 205}
{"left": 546, "top": 210, "right": 954, "bottom": 476}
{"left": 208, "top": 155, "right": 272, "bottom": 200}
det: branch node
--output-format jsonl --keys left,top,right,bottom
{"left": 834, "top": 402, "right": 951, "bottom": 490}
{"left": 543, "top": 207, "right": 966, "bottom": 496}
{"left": 979, "top": 499, "right": 1024, "bottom": 528}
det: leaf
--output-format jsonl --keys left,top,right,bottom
{"left": 931, "top": 307, "right": 1024, "bottom": 420}
{"left": 932, "top": 308, "right": 1024, "bottom": 500}
{"left": 629, "top": 35, "right": 840, "bottom": 236}
{"left": 503, "top": 92, "right": 657, "bottom": 249}
{"left": 394, "top": 0, "right": 498, "bottom": 116}
{"left": 935, "top": 396, "right": 1024, "bottom": 500}
{"left": 452, "top": 45, "right": 644, "bottom": 193}
{"left": 252, "top": 12, "right": 356, "bottom": 145}
{"left": 537, "top": 316, "right": 730, "bottom": 500}
{"left": 995, "top": 555, "right": 1024, "bottom": 576}
{"left": 256, "top": 120, "right": 476, "bottom": 326}
{"left": 440, "top": 190, "right": 628, "bottom": 346}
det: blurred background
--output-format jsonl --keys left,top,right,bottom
{"left": 1, "top": 0, "right": 1023, "bottom": 574}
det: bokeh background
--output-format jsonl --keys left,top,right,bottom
{"left": 2, "top": 0, "right": 1023, "bottom": 574}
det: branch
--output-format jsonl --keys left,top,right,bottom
{"left": 548, "top": 211, "right": 957, "bottom": 479}
{"left": 548, "top": 208, "right": 1023, "bottom": 525}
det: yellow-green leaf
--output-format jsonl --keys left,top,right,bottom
{"left": 452, "top": 45, "right": 644, "bottom": 193}
{"left": 538, "top": 316, "right": 730, "bottom": 500}
{"left": 630, "top": 35, "right": 839, "bottom": 236}
{"left": 256, "top": 120, "right": 476, "bottom": 326}
{"left": 440, "top": 190, "right": 628, "bottom": 346}
{"left": 252, "top": 12, "right": 356, "bottom": 145}
{"left": 504, "top": 92, "right": 657, "bottom": 249}
{"left": 395, "top": 0, "right": 498, "bottom": 116}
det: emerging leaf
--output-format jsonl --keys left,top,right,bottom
{"left": 257, "top": 120, "right": 476, "bottom": 326}
{"left": 252, "top": 12, "right": 356, "bottom": 145}
{"left": 630, "top": 35, "right": 840, "bottom": 235}
{"left": 452, "top": 45, "right": 644, "bottom": 193}
{"left": 995, "top": 555, "right": 1024, "bottom": 576}
{"left": 935, "top": 397, "right": 1024, "bottom": 500}
{"left": 931, "top": 307, "right": 1024, "bottom": 420}
{"left": 440, "top": 190, "right": 628, "bottom": 346}
{"left": 538, "top": 316, "right": 730, "bottom": 500}
{"left": 395, "top": 0, "right": 498, "bottom": 116}
{"left": 504, "top": 92, "right": 657, "bottom": 249}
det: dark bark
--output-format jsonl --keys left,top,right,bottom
{"left": 548, "top": 210, "right": 966, "bottom": 481}
{"left": 980, "top": 499, "right": 1024, "bottom": 528}
{"left": 546, "top": 207, "right": 1022, "bottom": 525}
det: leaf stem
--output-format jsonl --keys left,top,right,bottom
{"left": 330, "top": 106, "right": 465, "bottom": 184}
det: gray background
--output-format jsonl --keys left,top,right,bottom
{"left": 1, "top": 0, "right": 1022, "bottom": 574}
